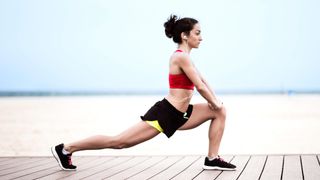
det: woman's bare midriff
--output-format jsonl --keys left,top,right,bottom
{"left": 165, "top": 88, "right": 194, "bottom": 113}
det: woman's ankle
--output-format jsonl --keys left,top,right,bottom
{"left": 63, "top": 144, "right": 73, "bottom": 153}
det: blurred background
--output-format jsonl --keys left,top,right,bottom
{"left": 1, "top": 0, "right": 319, "bottom": 95}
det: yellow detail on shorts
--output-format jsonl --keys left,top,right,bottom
{"left": 146, "top": 120, "right": 164, "bottom": 132}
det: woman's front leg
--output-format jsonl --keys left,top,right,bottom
{"left": 178, "top": 103, "right": 226, "bottom": 158}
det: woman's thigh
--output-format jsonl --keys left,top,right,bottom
{"left": 178, "top": 103, "right": 215, "bottom": 130}
{"left": 117, "top": 121, "right": 160, "bottom": 146}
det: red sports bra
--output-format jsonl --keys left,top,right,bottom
{"left": 169, "top": 50, "right": 195, "bottom": 90}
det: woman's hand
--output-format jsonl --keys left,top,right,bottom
{"left": 208, "top": 100, "right": 223, "bottom": 110}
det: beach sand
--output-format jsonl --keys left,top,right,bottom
{"left": 0, "top": 94, "right": 319, "bottom": 156}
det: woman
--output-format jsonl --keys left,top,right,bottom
{"left": 51, "top": 15, "right": 236, "bottom": 171}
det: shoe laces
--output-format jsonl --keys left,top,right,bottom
{"left": 217, "top": 156, "right": 226, "bottom": 162}
{"left": 67, "top": 154, "right": 73, "bottom": 165}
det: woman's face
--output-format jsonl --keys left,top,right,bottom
{"left": 187, "top": 23, "right": 202, "bottom": 48}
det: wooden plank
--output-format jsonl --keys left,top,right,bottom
{"left": 0, "top": 156, "right": 80, "bottom": 178}
{"left": 259, "top": 155, "right": 283, "bottom": 180}
{"left": 108, "top": 156, "right": 166, "bottom": 179}
{"left": 301, "top": 155, "right": 320, "bottom": 180}
{"left": 215, "top": 155, "right": 250, "bottom": 180}
{"left": 0, "top": 157, "right": 31, "bottom": 167}
{"left": 0, "top": 158, "right": 56, "bottom": 180}
{"left": 0, "top": 157, "right": 52, "bottom": 176}
{"left": 149, "top": 156, "right": 200, "bottom": 180}
{"left": 83, "top": 156, "right": 149, "bottom": 179}
{"left": 171, "top": 156, "right": 204, "bottom": 180}
{"left": 193, "top": 156, "right": 234, "bottom": 180}
{"left": 0, "top": 157, "right": 42, "bottom": 172}
{"left": 282, "top": 155, "right": 303, "bottom": 180}
{"left": 237, "top": 155, "right": 267, "bottom": 180}
{"left": 127, "top": 156, "right": 182, "bottom": 180}
{"left": 0, "top": 158, "right": 10, "bottom": 163}
{"left": 38, "top": 156, "right": 114, "bottom": 180}
{"left": 58, "top": 156, "right": 132, "bottom": 179}
{"left": 0, "top": 155, "right": 317, "bottom": 180}
{"left": 14, "top": 156, "right": 96, "bottom": 180}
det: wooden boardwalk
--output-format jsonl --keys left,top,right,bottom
{"left": 0, "top": 155, "right": 319, "bottom": 180}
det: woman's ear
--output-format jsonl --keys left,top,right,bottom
{"left": 181, "top": 33, "right": 188, "bottom": 40}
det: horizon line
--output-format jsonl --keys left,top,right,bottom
{"left": 1, "top": 90, "right": 320, "bottom": 97}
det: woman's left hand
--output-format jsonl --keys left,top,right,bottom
{"left": 208, "top": 100, "right": 223, "bottom": 110}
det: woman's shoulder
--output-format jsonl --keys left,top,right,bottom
{"left": 170, "top": 51, "right": 190, "bottom": 63}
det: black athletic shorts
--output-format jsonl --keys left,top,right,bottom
{"left": 140, "top": 98, "right": 193, "bottom": 138}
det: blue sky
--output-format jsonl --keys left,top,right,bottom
{"left": 0, "top": 0, "right": 319, "bottom": 93}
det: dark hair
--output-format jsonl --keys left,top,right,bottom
{"left": 164, "top": 14, "right": 198, "bottom": 43}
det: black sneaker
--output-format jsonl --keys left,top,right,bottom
{"left": 203, "top": 156, "right": 236, "bottom": 171}
{"left": 51, "top": 143, "right": 77, "bottom": 171}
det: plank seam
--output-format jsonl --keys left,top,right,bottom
{"left": 35, "top": 156, "right": 106, "bottom": 179}
{"left": 79, "top": 156, "right": 135, "bottom": 179}
{"left": 169, "top": 156, "right": 201, "bottom": 180}
{"left": 258, "top": 155, "right": 268, "bottom": 180}
{"left": 0, "top": 158, "right": 43, "bottom": 172}
{"left": 191, "top": 169, "right": 204, "bottom": 179}
{"left": 57, "top": 156, "right": 117, "bottom": 179}
{"left": 146, "top": 156, "right": 184, "bottom": 180}
{"left": 102, "top": 156, "right": 150, "bottom": 179}
{"left": 34, "top": 169, "right": 60, "bottom": 180}
{"left": 12, "top": 164, "right": 58, "bottom": 180}
{"left": 0, "top": 159, "right": 54, "bottom": 176}
{"left": 124, "top": 156, "right": 168, "bottom": 180}
{"left": 0, "top": 158, "right": 28, "bottom": 166}
{"left": 280, "top": 155, "right": 284, "bottom": 180}
{"left": 299, "top": 155, "right": 305, "bottom": 180}
{"left": 236, "top": 155, "right": 251, "bottom": 180}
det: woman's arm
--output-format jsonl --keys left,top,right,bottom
{"left": 176, "top": 54, "right": 222, "bottom": 109}
{"left": 196, "top": 68, "right": 220, "bottom": 101}
{"left": 195, "top": 68, "right": 215, "bottom": 95}
{"left": 199, "top": 72, "right": 223, "bottom": 109}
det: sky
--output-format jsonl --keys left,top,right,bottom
{"left": 0, "top": 0, "right": 319, "bottom": 94}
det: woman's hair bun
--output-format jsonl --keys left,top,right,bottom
{"left": 164, "top": 14, "right": 178, "bottom": 38}
{"left": 164, "top": 14, "right": 198, "bottom": 43}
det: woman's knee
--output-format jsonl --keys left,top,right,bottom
{"left": 208, "top": 104, "right": 226, "bottom": 117}
{"left": 111, "top": 135, "right": 133, "bottom": 149}
{"left": 110, "top": 135, "right": 127, "bottom": 149}
{"left": 213, "top": 105, "right": 227, "bottom": 123}
{"left": 219, "top": 105, "right": 227, "bottom": 119}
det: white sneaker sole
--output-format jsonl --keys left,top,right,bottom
{"left": 51, "top": 146, "right": 76, "bottom": 171}
{"left": 202, "top": 165, "right": 236, "bottom": 171}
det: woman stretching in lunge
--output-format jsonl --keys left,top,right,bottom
{"left": 52, "top": 15, "right": 236, "bottom": 171}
